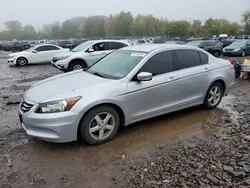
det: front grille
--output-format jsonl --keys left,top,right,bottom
{"left": 21, "top": 102, "right": 33, "bottom": 113}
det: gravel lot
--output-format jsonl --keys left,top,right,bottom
{"left": 0, "top": 54, "right": 249, "bottom": 188}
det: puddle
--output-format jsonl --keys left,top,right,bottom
{"left": 22, "top": 105, "right": 227, "bottom": 168}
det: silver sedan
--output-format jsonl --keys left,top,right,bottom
{"left": 19, "top": 44, "right": 235, "bottom": 145}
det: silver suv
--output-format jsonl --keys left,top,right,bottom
{"left": 19, "top": 44, "right": 235, "bottom": 145}
{"left": 51, "top": 40, "right": 131, "bottom": 71}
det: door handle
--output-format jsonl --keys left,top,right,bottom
{"left": 204, "top": 67, "right": 208, "bottom": 71}
{"left": 168, "top": 76, "right": 176, "bottom": 81}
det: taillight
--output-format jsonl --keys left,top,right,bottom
{"left": 229, "top": 64, "right": 235, "bottom": 72}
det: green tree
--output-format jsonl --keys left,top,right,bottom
{"left": 4, "top": 20, "right": 23, "bottom": 39}
{"left": 51, "top": 21, "right": 61, "bottom": 39}
{"left": 22, "top": 25, "right": 37, "bottom": 40}
{"left": 242, "top": 10, "right": 250, "bottom": 34}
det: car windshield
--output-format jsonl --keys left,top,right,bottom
{"left": 71, "top": 41, "right": 93, "bottom": 52}
{"left": 25, "top": 45, "right": 38, "bottom": 52}
{"left": 88, "top": 50, "right": 146, "bottom": 79}
{"left": 230, "top": 41, "right": 245, "bottom": 47}
{"left": 186, "top": 41, "right": 201, "bottom": 47}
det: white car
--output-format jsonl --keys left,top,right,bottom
{"left": 7, "top": 44, "right": 70, "bottom": 66}
{"left": 51, "top": 40, "right": 131, "bottom": 72}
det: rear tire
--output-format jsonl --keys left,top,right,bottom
{"left": 242, "top": 50, "right": 246, "bottom": 57}
{"left": 203, "top": 82, "right": 224, "bottom": 109}
{"left": 69, "top": 60, "right": 86, "bottom": 71}
{"left": 214, "top": 51, "right": 220, "bottom": 57}
{"left": 16, "top": 57, "right": 28, "bottom": 66}
{"left": 80, "top": 106, "right": 120, "bottom": 145}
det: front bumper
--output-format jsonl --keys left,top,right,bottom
{"left": 222, "top": 50, "right": 242, "bottom": 56}
{"left": 7, "top": 57, "right": 17, "bottom": 66}
{"left": 51, "top": 59, "right": 69, "bottom": 71}
{"left": 19, "top": 102, "right": 80, "bottom": 143}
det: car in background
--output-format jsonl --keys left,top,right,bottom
{"left": 223, "top": 40, "right": 250, "bottom": 57}
{"left": 135, "top": 39, "right": 149, "bottom": 45}
{"left": 12, "top": 42, "right": 31, "bottom": 52}
{"left": 51, "top": 40, "right": 131, "bottom": 72}
{"left": 186, "top": 40, "right": 223, "bottom": 57}
{"left": 7, "top": 44, "right": 70, "bottom": 66}
{"left": 164, "top": 41, "right": 186, "bottom": 44}
{"left": 19, "top": 44, "right": 235, "bottom": 144}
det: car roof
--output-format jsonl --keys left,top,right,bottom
{"left": 34, "top": 44, "right": 60, "bottom": 48}
{"left": 88, "top": 39, "right": 129, "bottom": 44}
{"left": 121, "top": 44, "right": 200, "bottom": 53}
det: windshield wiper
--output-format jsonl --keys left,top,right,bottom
{"left": 87, "top": 70, "right": 106, "bottom": 78}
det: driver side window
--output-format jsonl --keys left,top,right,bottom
{"left": 139, "top": 50, "right": 175, "bottom": 76}
{"left": 90, "top": 42, "right": 105, "bottom": 52}
{"left": 36, "top": 46, "right": 46, "bottom": 52}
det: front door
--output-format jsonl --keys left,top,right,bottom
{"left": 84, "top": 42, "right": 110, "bottom": 65}
{"left": 125, "top": 50, "right": 180, "bottom": 123}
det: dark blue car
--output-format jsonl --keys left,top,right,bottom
{"left": 223, "top": 40, "right": 250, "bottom": 57}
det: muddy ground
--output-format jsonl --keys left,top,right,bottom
{"left": 0, "top": 55, "right": 249, "bottom": 188}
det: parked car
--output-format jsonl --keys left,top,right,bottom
{"left": 12, "top": 42, "right": 31, "bottom": 52}
{"left": 135, "top": 39, "right": 149, "bottom": 45}
{"left": 51, "top": 40, "right": 131, "bottom": 72}
{"left": 7, "top": 44, "right": 70, "bottom": 66}
{"left": 19, "top": 44, "right": 235, "bottom": 145}
{"left": 186, "top": 40, "right": 223, "bottom": 57}
{"left": 222, "top": 40, "right": 250, "bottom": 57}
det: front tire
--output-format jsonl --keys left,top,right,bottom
{"left": 242, "top": 50, "right": 246, "bottom": 57}
{"left": 16, "top": 57, "right": 28, "bottom": 66}
{"left": 203, "top": 82, "right": 224, "bottom": 109}
{"left": 69, "top": 61, "right": 86, "bottom": 71}
{"left": 214, "top": 51, "right": 220, "bottom": 57}
{"left": 80, "top": 106, "right": 120, "bottom": 145}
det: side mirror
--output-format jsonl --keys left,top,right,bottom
{"left": 32, "top": 50, "right": 37, "bottom": 53}
{"left": 88, "top": 48, "right": 94, "bottom": 53}
{"left": 136, "top": 72, "right": 153, "bottom": 81}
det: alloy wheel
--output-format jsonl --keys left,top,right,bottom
{"left": 89, "top": 112, "right": 115, "bottom": 140}
{"left": 73, "top": 64, "right": 83, "bottom": 70}
{"left": 208, "top": 86, "right": 221, "bottom": 106}
{"left": 18, "top": 58, "right": 27, "bottom": 66}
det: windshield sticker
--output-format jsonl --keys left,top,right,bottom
{"left": 130, "top": 53, "right": 146, "bottom": 57}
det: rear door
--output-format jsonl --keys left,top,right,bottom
{"left": 174, "top": 49, "right": 210, "bottom": 106}
{"left": 126, "top": 50, "right": 180, "bottom": 122}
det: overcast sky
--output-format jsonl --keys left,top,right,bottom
{"left": 0, "top": 0, "right": 249, "bottom": 29}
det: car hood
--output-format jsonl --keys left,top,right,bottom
{"left": 54, "top": 50, "right": 84, "bottom": 58}
{"left": 9, "top": 51, "right": 30, "bottom": 57}
{"left": 25, "top": 71, "right": 111, "bottom": 103}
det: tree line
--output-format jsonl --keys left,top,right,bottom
{"left": 0, "top": 10, "right": 250, "bottom": 40}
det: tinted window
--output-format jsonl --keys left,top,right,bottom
{"left": 139, "top": 50, "right": 174, "bottom": 76}
{"left": 45, "top": 45, "right": 60, "bottom": 51}
{"left": 200, "top": 42, "right": 210, "bottom": 47}
{"left": 175, "top": 49, "right": 201, "bottom": 69}
{"left": 36, "top": 46, "right": 46, "bottom": 52}
{"left": 105, "top": 42, "right": 127, "bottom": 50}
{"left": 199, "top": 52, "right": 209, "bottom": 64}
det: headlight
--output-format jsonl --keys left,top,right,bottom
{"left": 57, "top": 55, "right": 71, "bottom": 61}
{"left": 38, "top": 96, "right": 81, "bottom": 113}
{"left": 234, "top": 48, "right": 241, "bottom": 52}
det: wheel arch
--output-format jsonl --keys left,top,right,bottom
{"left": 16, "top": 56, "right": 29, "bottom": 64}
{"left": 77, "top": 102, "right": 126, "bottom": 140}
{"left": 69, "top": 58, "right": 87, "bottom": 68}
{"left": 206, "top": 78, "right": 226, "bottom": 98}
